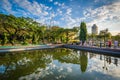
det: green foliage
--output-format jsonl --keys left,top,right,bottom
{"left": 0, "top": 13, "right": 79, "bottom": 45}
{"left": 79, "top": 22, "right": 87, "bottom": 44}
{"left": 98, "top": 30, "right": 112, "bottom": 42}
{"left": 22, "top": 41, "right": 28, "bottom": 45}
{"left": 0, "top": 13, "right": 42, "bottom": 45}
{"left": 112, "top": 34, "right": 120, "bottom": 42}
{"left": 32, "top": 34, "right": 38, "bottom": 44}
{"left": 105, "top": 32, "right": 111, "bottom": 39}
{"left": 1, "top": 33, "right": 8, "bottom": 45}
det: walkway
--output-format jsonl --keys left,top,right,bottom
{"left": 0, "top": 44, "right": 120, "bottom": 57}
{"left": 63, "top": 44, "right": 120, "bottom": 57}
{"left": 0, "top": 44, "right": 63, "bottom": 53}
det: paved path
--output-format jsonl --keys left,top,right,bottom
{"left": 0, "top": 44, "right": 63, "bottom": 53}
{"left": 0, "top": 44, "right": 120, "bottom": 57}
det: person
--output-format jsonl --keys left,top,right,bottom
{"left": 100, "top": 41, "right": 102, "bottom": 48}
{"left": 84, "top": 41, "right": 87, "bottom": 46}
{"left": 89, "top": 40, "right": 92, "bottom": 46}
{"left": 79, "top": 41, "right": 82, "bottom": 46}
{"left": 108, "top": 40, "right": 112, "bottom": 48}
{"left": 106, "top": 41, "right": 109, "bottom": 48}
{"left": 114, "top": 40, "right": 118, "bottom": 48}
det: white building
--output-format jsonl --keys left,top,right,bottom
{"left": 92, "top": 24, "right": 98, "bottom": 35}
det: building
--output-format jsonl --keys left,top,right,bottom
{"left": 100, "top": 28, "right": 108, "bottom": 35}
{"left": 92, "top": 24, "right": 98, "bottom": 35}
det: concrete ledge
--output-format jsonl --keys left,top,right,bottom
{"left": 0, "top": 44, "right": 120, "bottom": 57}
{"left": 63, "top": 45, "right": 120, "bottom": 57}
{"left": 0, "top": 45, "right": 63, "bottom": 53}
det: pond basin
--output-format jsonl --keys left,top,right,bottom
{"left": 0, "top": 48, "right": 120, "bottom": 80}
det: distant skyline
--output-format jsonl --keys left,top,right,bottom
{"left": 0, "top": 0, "right": 120, "bottom": 35}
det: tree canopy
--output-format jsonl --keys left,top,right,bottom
{"left": 79, "top": 22, "right": 87, "bottom": 45}
{"left": 0, "top": 13, "right": 79, "bottom": 45}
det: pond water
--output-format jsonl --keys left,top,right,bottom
{"left": 0, "top": 48, "right": 120, "bottom": 80}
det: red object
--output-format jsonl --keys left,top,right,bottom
{"left": 108, "top": 41, "right": 112, "bottom": 47}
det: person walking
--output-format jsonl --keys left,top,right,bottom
{"left": 108, "top": 40, "right": 112, "bottom": 48}
{"left": 89, "top": 40, "right": 92, "bottom": 47}
{"left": 106, "top": 41, "right": 109, "bottom": 48}
{"left": 100, "top": 41, "right": 102, "bottom": 48}
{"left": 114, "top": 40, "right": 118, "bottom": 48}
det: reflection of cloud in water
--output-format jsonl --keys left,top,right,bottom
{"left": 18, "top": 50, "right": 120, "bottom": 80}
{"left": 67, "top": 67, "right": 72, "bottom": 72}
{"left": 87, "top": 55, "right": 120, "bottom": 78}
{"left": 0, "top": 65, "right": 6, "bottom": 73}
{"left": 17, "top": 57, "right": 31, "bottom": 65}
{"left": 19, "top": 60, "right": 76, "bottom": 80}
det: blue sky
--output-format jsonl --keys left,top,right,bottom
{"left": 0, "top": 0, "right": 120, "bottom": 35}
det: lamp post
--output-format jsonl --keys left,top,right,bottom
{"left": 104, "top": 32, "right": 106, "bottom": 47}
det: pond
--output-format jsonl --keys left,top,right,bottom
{"left": 0, "top": 48, "right": 120, "bottom": 80}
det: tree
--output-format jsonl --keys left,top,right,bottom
{"left": 99, "top": 29, "right": 112, "bottom": 45}
{"left": 32, "top": 34, "right": 37, "bottom": 44}
{"left": 105, "top": 32, "right": 111, "bottom": 39}
{"left": 40, "top": 26, "right": 47, "bottom": 43}
{"left": 1, "top": 33, "right": 8, "bottom": 45}
{"left": 112, "top": 34, "right": 120, "bottom": 43}
{"left": 79, "top": 22, "right": 87, "bottom": 45}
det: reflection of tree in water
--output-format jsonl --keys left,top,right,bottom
{"left": 0, "top": 49, "right": 92, "bottom": 79}
{"left": 54, "top": 49, "right": 80, "bottom": 64}
{"left": 53, "top": 49, "right": 88, "bottom": 73}
{"left": 0, "top": 50, "right": 52, "bottom": 80}
{"left": 0, "top": 48, "right": 74, "bottom": 80}
{"left": 80, "top": 51, "right": 88, "bottom": 73}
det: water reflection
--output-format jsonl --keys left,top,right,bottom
{"left": 80, "top": 51, "right": 88, "bottom": 73}
{"left": 0, "top": 48, "right": 119, "bottom": 80}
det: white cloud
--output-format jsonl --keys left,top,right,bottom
{"left": 70, "top": 0, "right": 73, "bottom": 1}
{"left": 66, "top": 8, "right": 72, "bottom": 15}
{"left": 14, "top": 0, "right": 52, "bottom": 17}
{"left": 0, "top": 0, "right": 13, "bottom": 13}
{"left": 43, "top": 11, "right": 49, "bottom": 16}
{"left": 94, "top": 0, "right": 99, "bottom": 3}
{"left": 54, "top": 2, "right": 59, "bottom": 5}
{"left": 59, "top": 6, "right": 86, "bottom": 28}
{"left": 57, "top": 9, "right": 62, "bottom": 14}
{"left": 61, "top": 3, "right": 66, "bottom": 9}
{"left": 49, "top": 0, "right": 53, "bottom": 2}
{"left": 52, "top": 20, "right": 60, "bottom": 25}
{"left": 50, "top": 13, "right": 56, "bottom": 18}
{"left": 83, "top": 1, "right": 120, "bottom": 35}
{"left": 14, "top": 0, "right": 41, "bottom": 15}
{"left": 54, "top": 1, "right": 65, "bottom": 7}
{"left": 61, "top": 15, "right": 84, "bottom": 28}
{"left": 84, "top": 1, "right": 120, "bottom": 21}
{"left": 12, "top": 0, "right": 53, "bottom": 25}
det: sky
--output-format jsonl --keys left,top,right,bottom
{"left": 0, "top": 0, "right": 120, "bottom": 35}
